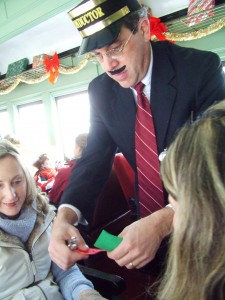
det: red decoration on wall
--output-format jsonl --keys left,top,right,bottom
{"left": 150, "top": 16, "right": 167, "bottom": 41}
{"left": 149, "top": 16, "right": 174, "bottom": 43}
{"left": 44, "top": 52, "right": 60, "bottom": 84}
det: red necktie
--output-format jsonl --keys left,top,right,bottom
{"left": 135, "top": 82, "right": 164, "bottom": 217}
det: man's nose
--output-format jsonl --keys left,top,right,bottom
{"left": 101, "top": 55, "right": 119, "bottom": 71}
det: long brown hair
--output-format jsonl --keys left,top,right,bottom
{"left": 158, "top": 100, "right": 225, "bottom": 300}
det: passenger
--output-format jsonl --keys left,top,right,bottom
{"left": 155, "top": 100, "right": 225, "bottom": 300}
{"left": 49, "top": 0, "right": 225, "bottom": 271}
{"left": 33, "top": 153, "right": 57, "bottom": 193}
{"left": 49, "top": 133, "right": 88, "bottom": 206}
{"left": 0, "top": 140, "right": 106, "bottom": 300}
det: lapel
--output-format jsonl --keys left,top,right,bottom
{"left": 112, "top": 82, "right": 136, "bottom": 161}
{"left": 104, "top": 42, "right": 178, "bottom": 160}
{"left": 151, "top": 42, "right": 177, "bottom": 152}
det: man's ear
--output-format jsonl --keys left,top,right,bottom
{"left": 138, "top": 18, "right": 150, "bottom": 42}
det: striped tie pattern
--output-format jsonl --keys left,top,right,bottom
{"left": 135, "top": 82, "right": 164, "bottom": 217}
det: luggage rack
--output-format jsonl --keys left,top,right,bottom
{"left": 163, "top": 3, "right": 225, "bottom": 41}
{"left": 165, "top": 3, "right": 225, "bottom": 34}
{"left": 0, "top": 54, "right": 91, "bottom": 95}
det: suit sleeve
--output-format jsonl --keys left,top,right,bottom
{"left": 194, "top": 51, "right": 225, "bottom": 117}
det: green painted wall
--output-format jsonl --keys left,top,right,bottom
{"left": 1, "top": 0, "right": 224, "bottom": 55}
{"left": 0, "top": 61, "right": 101, "bottom": 154}
{"left": 177, "top": 27, "right": 225, "bottom": 61}
{"left": 0, "top": 0, "right": 81, "bottom": 43}
{"left": 0, "top": 0, "right": 224, "bottom": 104}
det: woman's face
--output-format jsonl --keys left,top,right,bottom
{"left": 169, "top": 194, "right": 178, "bottom": 229}
{"left": 0, "top": 156, "right": 27, "bottom": 218}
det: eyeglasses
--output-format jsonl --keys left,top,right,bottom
{"left": 89, "top": 28, "right": 135, "bottom": 63}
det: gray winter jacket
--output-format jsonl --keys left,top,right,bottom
{"left": 0, "top": 206, "right": 64, "bottom": 300}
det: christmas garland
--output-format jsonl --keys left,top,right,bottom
{"left": 0, "top": 54, "right": 90, "bottom": 95}
{"left": 164, "top": 18, "right": 225, "bottom": 41}
{"left": 0, "top": 17, "right": 225, "bottom": 95}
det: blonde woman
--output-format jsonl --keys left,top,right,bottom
{"left": 0, "top": 140, "right": 106, "bottom": 300}
{"left": 157, "top": 100, "right": 225, "bottom": 300}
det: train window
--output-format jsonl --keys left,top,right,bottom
{"left": 56, "top": 92, "right": 90, "bottom": 159}
{"left": 17, "top": 101, "right": 49, "bottom": 153}
{"left": 0, "top": 109, "right": 11, "bottom": 137}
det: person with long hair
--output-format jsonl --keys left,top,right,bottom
{"left": 0, "top": 139, "right": 106, "bottom": 299}
{"left": 157, "top": 100, "right": 225, "bottom": 300}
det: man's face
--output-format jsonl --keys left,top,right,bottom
{"left": 92, "top": 18, "right": 151, "bottom": 88}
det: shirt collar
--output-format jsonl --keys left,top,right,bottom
{"left": 142, "top": 44, "right": 153, "bottom": 88}
{"left": 130, "top": 45, "right": 153, "bottom": 101}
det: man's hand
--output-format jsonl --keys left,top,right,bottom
{"left": 107, "top": 207, "right": 174, "bottom": 269}
{"left": 48, "top": 207, "right": 89, "bottom": 270}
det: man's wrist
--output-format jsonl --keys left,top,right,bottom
{"left": 153, "top": 207, "right": 174, "bottom": 238}
{"left": 57, "top": 206, "right": 78, "bottom": 224}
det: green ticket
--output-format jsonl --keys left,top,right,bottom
{"left": 94, "top": 230, "right": 123, "bottom": 251}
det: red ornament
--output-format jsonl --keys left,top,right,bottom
{"left": 149, "top": 16, "right": 174, "bottom": 43}
{"left": 44, "top": 52, "right": 60, "bottom": 84}
{"left": 150, "top": 16, "right": 168, "bottom": 41}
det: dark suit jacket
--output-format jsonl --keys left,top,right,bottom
{"left": 61, "top": 41, "right": 225, "bottom": 223}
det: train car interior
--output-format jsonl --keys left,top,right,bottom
{"left": 0, "top": 0, "right": 225, "bottom": 299}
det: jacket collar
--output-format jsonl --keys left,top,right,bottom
{"left": 151, "top": 41, "right": 177, "bottom": 152}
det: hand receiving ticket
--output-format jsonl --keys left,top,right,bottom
{"left": 69, "top": 230, "right": 123, "bottom": 255}
{"left": 94, "top": 229, "right": 123, "bottom": 251}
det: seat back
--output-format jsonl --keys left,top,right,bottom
{"left": 79, "top": 154, "right": 160, "bottom": 299}
{"left": 113, "top": 153, "right": 135, "bottom": 201}
{"left": 81, "top": 162, "right": 132, "bottom": 244}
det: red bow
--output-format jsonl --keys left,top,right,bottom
{"left": 44, "top": 52, "right": 60, "bottom": 84}
{"left": 149, "top": 16, "right": 172, "bottom": 42}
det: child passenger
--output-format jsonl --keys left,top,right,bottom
{"left": 155, "top": 100, "right": 225, "bottom": 300}
{"left": 33, "top": 153, "right": 57, "bottom": 193}
{"left": 0, "top": 140, "right": 106, "bottom": 300}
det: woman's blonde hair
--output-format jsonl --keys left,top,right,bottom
{"left": 0, "top": 140, "right": 49, "bottom": 213}
{"left": 157, "top": 100, "right": 225, "bottom": 300}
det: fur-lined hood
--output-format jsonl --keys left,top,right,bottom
{"left": 0, "top": 197, "right": 62, "bottom": 300}
{"left": 0, "top": 196, "right": 55, "bottom": 251}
